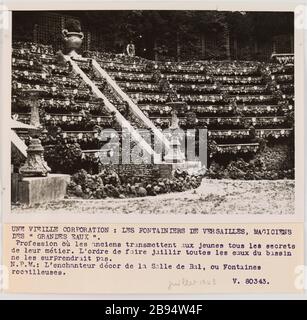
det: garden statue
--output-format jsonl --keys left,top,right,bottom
{"left": 126, "top": 41, "right": 136, "bottom": 57}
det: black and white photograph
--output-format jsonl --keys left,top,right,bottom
{"left": 10, "top": 9, "right": 296, "bottom": 215}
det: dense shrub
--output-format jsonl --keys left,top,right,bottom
{"left": 65, "top": 19, "right": 82, "bottom": 33}
{"left": 11, "top": 143, "right": 26, "bottom": 173}
{"left": 67, "top": 168, "right": 203, "bottom": 199}
{"left": 44, "top": 142, "right": 83, "bottom": 174}
{"left": 206, "top": 158, "right": 294, "bottom": 180}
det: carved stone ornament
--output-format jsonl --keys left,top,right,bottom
{"left": 19, "top": 89, "right": 51, "bottom": 177}
{"left": 62, "top": 29, "right": 84, "bottom": 58}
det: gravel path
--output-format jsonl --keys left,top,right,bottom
{"left": 12, "top": 179, "right": 294, "bottom": 215}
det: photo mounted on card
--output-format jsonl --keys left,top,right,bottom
{"left": 0, "top": 1, "right": 305, "bottom": 295}
{"left": 7, "top": 8, "right": 303, "bottom": 221}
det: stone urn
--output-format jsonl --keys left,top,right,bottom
{"left": 62, "top": 29, "right": 84, "bottom": 58}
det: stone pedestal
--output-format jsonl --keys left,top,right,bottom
{"left": 164, "top": 134, "right": 185, "bottom": 163}
{"left": 18, "top": 174, "right": 71, "bottom": 205}
{"left": 18, "top": 88, "right": 51, "bottom": 177}
{"left": 19, "top": 138, "right": 51, "bottom": 177}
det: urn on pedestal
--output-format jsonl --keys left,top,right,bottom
{"left": 164, "top": 102, "right": 187, "bottom": 164}
{"left": 19, "top": 89, "right": 51, "bottom": 177}
{"left": 62, "top": 19, "right": 84, "bottom": 59}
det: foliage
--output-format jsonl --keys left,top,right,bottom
{"left": 65, "top": 19, "right": 82, "bottom": 33}
{"left": 11, "top": 143, "right": 26, "bottom": 173}
{"left": 206, "top": 158, "right": 294, "bottom": 180}
{"left": 13, "top": 11, "right": 293, "bottom": 60}
{"left": 44, "top": 141, "right": 83, "bottom": 174}
{"left": 67, "top": 168, "right": 203, "bottom": 199}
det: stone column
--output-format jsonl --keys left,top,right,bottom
{"left": 19, "top": 89, "right": 51, "bottom": 177}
